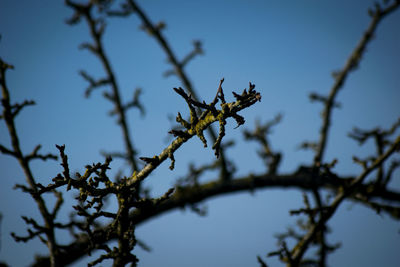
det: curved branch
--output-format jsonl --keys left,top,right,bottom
{"left": 31, "top": 166, "right": 400, "bottom": 266}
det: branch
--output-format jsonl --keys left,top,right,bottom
{"left": 1, "top": 58, "right": 60, "bottom": 267}
{"left": 127, "top": 81, "right": 261, "bottom": 187}
{"left": 29, "top": 80, "right": 260, "bottom": 266}
{"left": 66, "top": 0, "right": 139, "bottom": 173}
{"left": 31, "top": 167, "right": 400, "bottom": 266}
{"left": 0, "top": 144, "right": 16, "bottom": 157}
{"left": 313, "top": 0, "right": 400, "bottom": 165}
{"left": 127, "top": 0, "right": 232, "bottom": 181}
{"left": 26, "top": 145, "right": 58, "bottom": 162}
{"left": 290, "top": 135, "right": 400, "bottom": 264}
{"left": 243, "top": 114, "right": 282, "bottom": 174}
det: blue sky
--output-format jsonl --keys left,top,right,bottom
{"left": 1, "top": 0, "right": 400, "bottom": 266}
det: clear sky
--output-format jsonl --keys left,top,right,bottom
{"left": 1, "top": 0, "right": 400, "bottom": 266}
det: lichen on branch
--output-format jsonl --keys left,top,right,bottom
{"left": 129, "top": 79, "right": 261, "bottom": 186}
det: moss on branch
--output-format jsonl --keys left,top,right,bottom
{"left": 128, "top": 79, "right": 261, "bottom": 187}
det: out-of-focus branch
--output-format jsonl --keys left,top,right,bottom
{"left": 126, "top": 0, "right": 196, "bottom": 97}
{"left": 312, "top": 0, "right": 400, "bottom": 165}
{"left": 290, "top": 135, "right": 400, "bottom": 265}
{"left": 349, "top": 117, "right": 400, "bottom": 185}
{"left": 243, "top": 114, "right": 282, "bottom": 174}
{"left": 1, "top": 58, "right": 60, "bottom": 267}
{"left": 271, "top": 3, "right": 400, "bottom": 264}
{"left": 130, "top": 170, "right": 400, "bottom": 225}
{"left": 66, "top": 0, "right": 139, "bottom": 173}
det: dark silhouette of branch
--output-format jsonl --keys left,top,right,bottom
{"left": 290, "top": 136, "right": 400, "bottom": 265}
{"left": 25, "top": 79, "right": 261, "bottom": 266}
{"left": 1, "top": 1, "right": 399, "bottom": 266}
{"left": 266, "top": 2, "right": 400, "bottom": 265}
{"left": 128, "top": 81, "right": 261, "bottom": 187}
{"left": 312, "top": 0, "right": 400, "bottom": 166}
{"left": 243, "top": 114, "right": 282, "bottom": 174}
{"left": 30, "top": 167, "right": 400, "bottom": 266}
{"left": 1, "top": 58, "right": 60, "bottom": 267}
{"left": 66, "top": 0, "right": 140, "bottom": 173}
{"left": 125, "top": 0, "right": 232, "bottom": 181}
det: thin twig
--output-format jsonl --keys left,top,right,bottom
{"left": 127, "top": 0, "right": 231, "bottom": 180}
{"left": 291, "top": 135, "right": 400, "bottom": 264}
{"left": 66, "top": 0, "right": 139, "bottom": 172}
{"left": 1, "top": 58, "right": 60, "bottom": 267}
{"left": 314, "top": 1, "right": 400, "bottom": 165}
